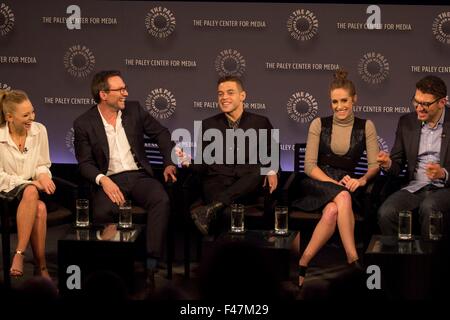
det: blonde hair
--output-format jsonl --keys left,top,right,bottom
{"left": 0, "top": 89, "right": 29, "bottom": 126}
{"left": 330, "top": 69, "right": 356, "bottom": 97}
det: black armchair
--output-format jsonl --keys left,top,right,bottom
{"left": 181, "top": 169, "right": 275, "bottom": 278}
{"left": 282, "top": 143, "right": 381, "bottom": 250}
{"left": 0, "top": 175, "right": 77, "bottom": 288}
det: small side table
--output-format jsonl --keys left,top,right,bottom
{"left": 203, "top": 230, "right": 299, "bottom": 280}
{"left": 365, "top": 235, "right": 450, "bottom": 299}
{"left": 58, "top": 224, "right": 143, "bottom": 297}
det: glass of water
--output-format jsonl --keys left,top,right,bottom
{"left": 119, "top": 200, "right": 133, "bottom": 229}
{"left": 429, "top": 211, "right": 443, "bottom": 241}
{"left": 76, "top": 199, "right": 89, "bottom": 227}
{"left": 398, "top": 210, "right": 412, "bottom": 240}
{"left": 230, "top": 204, "right": 245, "bottom": 233}
{"left": 274, "top": 206, "right": 289, "bottom": 235}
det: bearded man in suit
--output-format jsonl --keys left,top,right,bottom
{"left": 377, "top": 75, "right": 450, "bottom": 238}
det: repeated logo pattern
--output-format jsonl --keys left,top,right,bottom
{"left": 287, "top": 8, "right": 319, "bottom": 41}
{"left": 0, "top": 3, "right": 14, "bottom": 36}
{"left": 215, "top": 49, "right": 246, "bottom": 77}
{"left": 145, "top": 88, "right": 176, "bottom": 120}
{"left": 287, "top": 91, "right": 319, "bottom": 124}
{"left": 432, "top": 12, "right": 450, "bottom": 45}
{"left": 63, "top": 45, "right": 96, "bottom": 78}
{"left": 358, "top": 52, "right": 390, "bottom": 84}
{"left": 145, "top": 6, "right": 176, "bottom": 38}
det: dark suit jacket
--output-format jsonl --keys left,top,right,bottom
{"left": 73, "top": 101, "right": 174, "bottom": 184}
{"left": 388, "top": 106, "right": 450, "bottom": 187}
{"left": 194, "top": 111, "right": 277, "bottom": 177}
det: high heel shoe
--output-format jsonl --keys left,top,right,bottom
{"left": 10, "top": 250, "right": 25, "bottom": 278}
{"left": 348, "top": 259, "right": 364, "bottom": 273}
{"left": 297, "top": 265, "right": 308, "bottom": 289}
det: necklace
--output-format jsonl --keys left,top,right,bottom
{"left": 7, "top": 123, "right": 28, "bottom": 152}
{"left": 12, "top": 134, "right": 27, "bottom": 152}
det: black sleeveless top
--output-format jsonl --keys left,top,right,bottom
{"left": 317, "top": 116, "right": 366, "bottom": 174}
{"left": 291, "top": 116, "right": 368, "bottom": 212}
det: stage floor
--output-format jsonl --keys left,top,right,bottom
{"left": 1, "top": 223, "right": 371, "bottom": 300}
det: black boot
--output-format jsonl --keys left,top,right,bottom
{"left": 191, "top": 202, "right": 225, "bottom": 235}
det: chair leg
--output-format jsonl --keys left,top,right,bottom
{"left": 166, "top": 222, "right": 173, "bottom": 280}
{"left": 183, "top": 195, "right": 194, "bottom": 279}
{"left": 2, "top": 201, "right": 11, "bottom": 288}
{"left": 184, "top": 225, "right": 191, "bottom": 279}
{"left": 165, "top": 186, "right": 175, "bottom": 280}
{"left": 196, "top": 232, "right": 203, "bottom": 261}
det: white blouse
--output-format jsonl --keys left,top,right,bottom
{"left": 0, "top": 122, "right": 52, "bottom": 193}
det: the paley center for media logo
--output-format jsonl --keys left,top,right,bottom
{"left": 215, "top": 49, "right": 246, "bottom": 77}
{"left": 432, "top": 12, "right": 450, "bottom": 45}
{"left": 358, "top": 52, "right": 389, "bottom": 84}
{"left": 287, "top": 91, "right": 319, "bottom": 124}
{"left": 287, "top": 8, "right": 319, "bottom": 41}
{"left": 0, "top": 3, "right": 14, "bottom": 36}
{"left": 145, "top": 6, "right": 176, "bottom": 38}
{"left": 63, "top": 45, "right": 96, "bottom": 78}
{"left": 145, "top": 88, "right": 176, "bottom": 120}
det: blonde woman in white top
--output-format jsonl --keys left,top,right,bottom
{"left": 0, "top": 89, "right": 55, "bottom": 279}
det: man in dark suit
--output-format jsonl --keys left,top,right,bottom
{"left": 73, "top": 70, "right": 177, "bottom": 274}
{"left": 180, "top": 76, "right": 278, "bottom": 235}
{"left": 377, "top": 75, "right": 450, "bottom": 238}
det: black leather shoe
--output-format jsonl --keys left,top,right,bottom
{"left": 191, "top": 202, "right": 225, "bottom": 235}
{"left": 146, "top": 268, "right": 156, "bottom": 293}
{"left": 348, "top": 259, "right": 364, "bottom": 272}
{"left": 297, "top": 265, "right": 308, "bottom": 289}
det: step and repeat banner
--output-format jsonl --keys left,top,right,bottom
{"left": 1, "top": 0, "right": 450, "bottom": 170}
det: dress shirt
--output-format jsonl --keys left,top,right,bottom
{"left": 0, "top": 122, "right": 52, "bottom": 193}
{"left": 404, "top": 108, "right": 448, "bottom": 192}
{"left": 95, "top": 107, "right": 139, "bottom": 185}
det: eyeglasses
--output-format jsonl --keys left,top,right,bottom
{"left": 411, "top": 96, "right": 442, "bottom": 109}
{"left": 105, "top": 86, "right": 128, "bottom": 95}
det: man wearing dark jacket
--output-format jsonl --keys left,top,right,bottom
{"left": 377, "top": 75, "right": 450, "bottom": 238}
{"left": 74, "top": 70, "right": 176, "bottom": 274}
{"left": 182, "top": 76, "right": 278, "bottom": 235}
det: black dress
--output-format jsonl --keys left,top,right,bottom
{"left": 292, "top": 116, "right": 367, "bottom": 212}
{"left": 0, "top": 183, "right": 30, "bottom": 202}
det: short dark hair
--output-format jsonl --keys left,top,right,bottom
{"left": 416, "top": 75, "right": 447, "bottom": 99}
{"left": 91, "top": 70, "right": 122, "bottom": 103}
{"left": 217, "top": 76, "right": 245, "bottom": 91}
